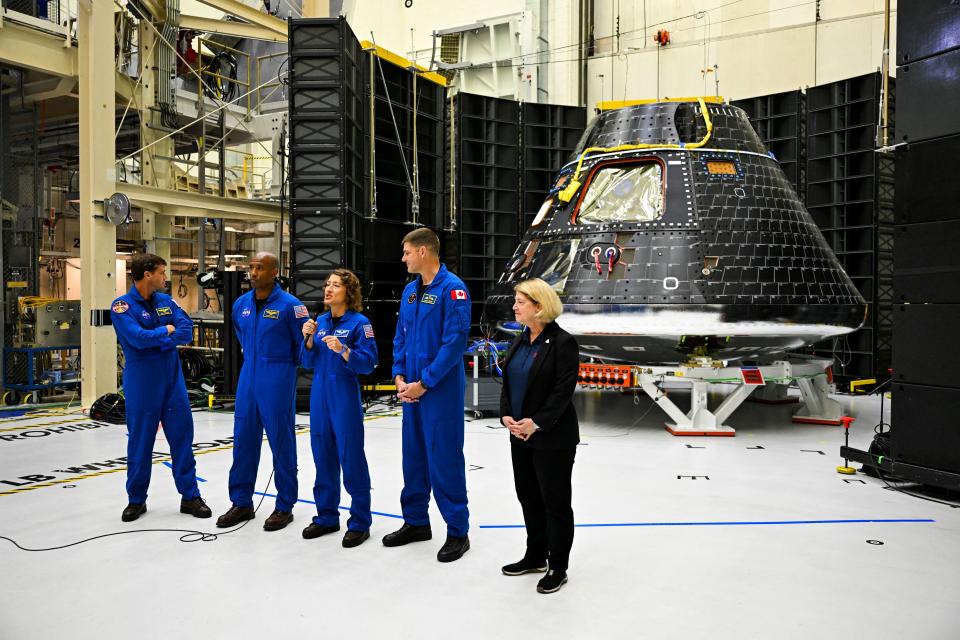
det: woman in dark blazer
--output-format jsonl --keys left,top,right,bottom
{"left": 499, "top": 277, "right": 580, "bottom": 594}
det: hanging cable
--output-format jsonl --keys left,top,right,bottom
{"left": 410, "top": 71, "right": 421, "bottom": 225}
{"left": 369, "top": 34, "right": 416, "bottom": 201}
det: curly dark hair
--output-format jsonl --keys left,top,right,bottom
{"left": 325, "top": 268, "right": 364, "bottom": 312}
{"left": 131, "top": 253, "right": 166, "bottom": 281}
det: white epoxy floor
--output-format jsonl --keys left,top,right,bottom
{"left": 1, "top": 388, "right": 958, "bottom": 639}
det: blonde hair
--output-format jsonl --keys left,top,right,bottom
{"left": 514, "top": 278, "right": 563, "bottom": 323}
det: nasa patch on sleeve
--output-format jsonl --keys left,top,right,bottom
{"left": 112, "top": 300, "right": 129, "bottom": 314}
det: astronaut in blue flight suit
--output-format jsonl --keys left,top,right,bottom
{"left": 216, "top": 252, "right": 309, "bottom": 531}
{"left": 383, "top": 227, "right": 473, "bottom": 563}
{"left": 299, "top": 268, "right": 378, "bottom": 548}
{"left": 110, "top": 253, "right": 211, "bottom": 523}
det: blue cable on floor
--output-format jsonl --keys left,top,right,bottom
{"left": 480, "top": 518, "right": 935, "bottom": 529}
{"left": 249, "top": 494, "right": 934, "bottom": 528}
{"left": 253, "top": 491, "right": 404, "bottom": 519}
{"left": 162, "top": 460, "right": 206, "bottom": 482}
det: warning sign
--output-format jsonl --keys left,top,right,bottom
{"left": 740, "top": 367, "right": 765, "bottom": 385}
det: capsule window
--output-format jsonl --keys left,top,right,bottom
{"left": 577, "top": 162, "right": 664, "bottom": 224}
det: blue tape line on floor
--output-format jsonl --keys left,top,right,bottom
{"left": 480, "top": 518, "right": 936, "bottom": 529}
{"left": 162, "top": 461, "right": 206, "bottom": 482}
{"left": 253, "top": 491, "right": 403, "bottom": 519}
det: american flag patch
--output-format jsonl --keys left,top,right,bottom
{"left": 451, "top": 289, "right": 467, "bottom": 300}
{"left": 363, "top": 324, "right": 375, "bottom": 338}
{"left": 294, "top": 304, "right": 309, "bottom": 318}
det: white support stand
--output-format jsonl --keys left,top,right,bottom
{"left": 750, "top": 383, "right": 798, "bottom": 404}
{"left": 792, "top": 374, "right": 844, "bottom": 425}
{"left": 629, "top": 357, "right": 841, "bottom": 436}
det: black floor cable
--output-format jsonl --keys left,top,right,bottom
{"left": 0, "top": 471, "right": 276, "bottom": 552}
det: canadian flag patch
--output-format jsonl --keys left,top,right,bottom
{"left": 451, "top": 289, "right": 467, "bottom": 300}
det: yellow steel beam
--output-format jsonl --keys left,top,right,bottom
{"left": 0, "top": 21, "right": 77, "bottom": 78}
{"left": 302, "top": 0, "right": 330, "bottom": 17}
{"left": 193, "top": 0, "right": 287, "bottom": 38}
{"left": 119, "top": 183, "right": 281, "bottom": 223}
{"left": 360, "top": 40, "right": 448, "bottom": 87}
{"left": 0, "top": 22, "right": 134, "bottom": 103}
{"left": 180, "top": 14, "right": 286, "bottom": 42}
{"left": 134, "top": 0, "right": 167, "bottom": 21}
{"left": 79, "top": 0, "right": 119, "bottom": 405}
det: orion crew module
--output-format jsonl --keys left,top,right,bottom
{"left": 484, "top": 97, "right": 866, "bottom": 365}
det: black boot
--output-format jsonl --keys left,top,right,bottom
{"left": 121, "top": 503, "right": 146, "bottom": 522}
{"left": 263, "top": 509, "right": 293, "bottom": 531}
{"left": 437, "top": 535, "right": 470, "bottom": 563}
{"left": 180, "top": 497, "right": 212, "bottom": 518}
{"left": 216, "top": 504, "right": 255, "bottom": 528}
{"left": 302, "top": 523, "right": 340, "bottom": 539}
{"left": 536, "top": 569, "right": 568, "bottom": 594}
{"left": 342, "top": 530, "right": 370, "bottom": 548}
{"left": 381, "top": 523, "right": 433, "bottom": 547}
{"left": 502, "top": 557, "right": 547, "bottom": 576}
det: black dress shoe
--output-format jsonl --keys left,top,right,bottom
{"left": 121, "top": 503, "right": 146, "bottom": 522}
{"left": 437, "top": 535, "right": 470, "bottom": 563}
{"left": 263, "top": 509, "right": 293, "bottom": 531}
{"left": 502, "top": 557, "right": 548, "bottom": 576}
{"left": 216, "top": 504, "right": 255, "bottom": 528}
{"left": 302, "top": 522, "right": 340, "bottom": 539}
{"left": 536, "top": 569, "right": 568, "bottom": 594}
{"left": 180, "top": 497, "right": 212, "bottom": 519}
{"left": 381, "top": 523, "right": 433, "bottom": 547}
{"left": 342, "top": 530, "right": 370, "bottom": 548}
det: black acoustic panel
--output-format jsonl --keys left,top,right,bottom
{"left": 290, "top": 209, "right": 343, "bottom": 239}
{"left": 892, "top": 304, "right": 960, "bottom": 385}
{"left": 289, "top": 55, "right": 342, "bottom": 83}
{"left": 290, "top": 86, "right": 342, "bottom": 113}
{"left": 894, "top": 221, "right": 960, "bottom": 302}
{"left": 805, "top": 72, "right": 894, "bottom": 381}
{"left": 290, "top": 179, "right": 341, "bottom": 201}
{"left": 895, "top": 135, "right": 960, "bottom": 224}
{"left": 289, "top": 115, "right": 341, "bottom": 146}
{"left": 731, "top": 90, "right": 805, "bottom": 198}
{"left": 290, "top": 19, "right": 343, "bottom": 51}
{"left": 898, "top": 48, "right": 960, "bottom": 143}
{"left": 891, "top": 383, "right": 960, "bottom": 475}
{"left": 456, "top": 93, "right": 522, "bottom": 332}
{"left": 521, "top": 102, "right": 587, "bottom": 230}
{"left": 363, "top": 300, "right": 401, "bottom": 381}
{"left": 897, "top": 0, "right": 960, "bottom": 64}
{"left": 292, "top": 240, "right": 354, "bottom": 273}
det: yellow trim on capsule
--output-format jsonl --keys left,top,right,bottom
{"left": 558, "top": 96, "right": 716, "bottom": 202}
{"left": 596, "top": 96, "right": 725, "bottom": 111}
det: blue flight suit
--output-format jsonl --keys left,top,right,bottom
{"left": 111, "top": 286, "right": 200, "bottom": 504}
{"left": 300, "top": 310, "right": 378, "bottom": 531}
{"left": 229, "top": 284, "right": 309, "bottom": 512}
{"left": 392, "top": 264, "right": 472, "bottom": 537}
